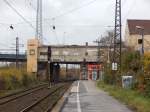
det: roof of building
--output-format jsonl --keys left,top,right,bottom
{"left": 127, "top": 19, "right": 150, "bottom": 35}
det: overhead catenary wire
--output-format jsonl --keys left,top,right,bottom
{"left": 2, "top": 0, "right": 137, "bottom": 28}
{"left": 13, "top": 0, "right": 98, "bottom": 25}
{"left": 5, "top": 0, "right": 115, "bottom": 32}
{"left": 2, "top": 0, "right": 48, "bottom": 42}
{"left": 25, "top": 0, "right": 36, "bottom": 11}
{"left": 51, "top": 19, "right": 60, "bottom": 45}
{"left": 44, "top": 0, "right": 98, "bottom": 21}
{"left": 2, "top": 0, "right": 35, "bottom": 30}
{"left": 122, "top": 0, "right": 137, "bottom": 24}
{"left": 1, "top": 0, "right": 139, "bottom": 46}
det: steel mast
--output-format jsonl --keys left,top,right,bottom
{"left": 113, "top": 0, "right": 122, "bottom": 72}
{"left": 36, "top": 0, "right": 43, "bottom": 43}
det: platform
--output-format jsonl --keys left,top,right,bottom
{"left": 61, "top": 80, "right": 132, "bottom": 112}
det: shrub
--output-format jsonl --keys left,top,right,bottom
{"left": 144, "top": 80, "right": 150, "bottom": 97}
{"left": 0, "top": 77, "right": 5, "bottom": 90}
{"left": 0, "top": 67, "right": 38, "bottom": 90}
{"left": 21, "top": 74, "right": 32, "bottom": 87}
{"left": 9, "top": 75, "right": 21, "bottom": 89}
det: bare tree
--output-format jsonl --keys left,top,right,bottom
{"left": 100, "top": 30, "right": 114, "bottom": 46}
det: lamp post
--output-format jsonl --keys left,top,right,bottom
{"left": 136, "top": 26, "right": 144, "bottom": 73}
{"left": 136, "top": 26, "right": 144, "bottom": 55}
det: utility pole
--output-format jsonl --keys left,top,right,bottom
{"left": 136, "top": 26, "right": 145, "bottom": 74}
{"left": 94, "top": 37, "right": 101, "bottom": 63}
{"left": 136, "top": 26, "right": 144, "bottom": 55}
{"left": 48, "top": 46, "right": 51, "bottom": 88}
{"left": 66, "top": 64, "right": 68, "bottom": 80}
{"left": 36, "top": 0, "right": 43, "bottom": 43}
{"left": 14, "top": 37, "right": 24, "bottom": 68}
{"left": 94, "top": 37, "right": 101, "bottom": 80}
{"left": 112, "top": 0, "right": 122, "bottom": 72}
{"left": 16, "top": 37, "right": 19, "bottom": 68}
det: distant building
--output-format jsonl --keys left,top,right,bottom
{"left": 125, "top": 19, "right": 150, "bottom": 52}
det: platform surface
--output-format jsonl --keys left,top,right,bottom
{"left": 61, "top": 80, "right": 132, "bottom": 112}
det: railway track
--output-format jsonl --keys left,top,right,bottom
{"left": 0, "top": 83, "right": 48, "bottom": 105}
{"left": 0, "top": 82, "right": 71, "bottom": 112}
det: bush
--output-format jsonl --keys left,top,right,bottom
{"left": 0, "top": 77, "right": 5, "bottom": 90}
{"left": 10, "top": 75, "right": 22, "bottom": 89}
{"left": 144, "top": 80, "right": 150, "bottom": 97}
{"left": 0, "top": 67, "right": 39, "bottom": 90}
{"left": 21, "top": 74, "right": 30, "bottom": 87}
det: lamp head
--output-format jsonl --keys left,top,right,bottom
{"left": 136, "top": 26, "right": 144, "bottom": 30}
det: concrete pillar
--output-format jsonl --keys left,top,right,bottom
{"left": 80, "top": 63, "right": 88, "bottom": 80}
{"left": 27, "top": 39, "right": 40, "bottom": 74}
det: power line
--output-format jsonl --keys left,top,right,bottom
{"left": 40, "top": 0, "right": 98, "bottom": 21}
{"left": 25, "top": 0, "right": 36, "bottom": 11}
{"left": 50, "top": 19, "right": 60, "bottom": 45}
{"left": 3, "top": 0, "right": 35, "bottom": 30}
{"left": 8, "top": 0, "right": 114, "bottom": 29}
{"left": 122, "top": 0, "right": 137, "bottom": 24}
{"left": 49, "top": 25, "right": 114, "bottom": 27}
{"left": 13, "top": 0, "right": 98, "bottom": 25}
{"left": 2, "top": 0, "right": 47, "bottom": 42}
{"left": 93, "top": 37, "right": 101, "bottom": 62}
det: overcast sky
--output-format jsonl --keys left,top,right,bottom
{"left": 0, "top": 0, "right": 150, "bottom": 53}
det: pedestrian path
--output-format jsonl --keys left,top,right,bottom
{"left": 61, "top": 80, "right": 132, "bottom": 112}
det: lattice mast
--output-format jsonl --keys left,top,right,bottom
{"left": 36, "top": 0, "right": 43, "bottom": 43}
{"left": 113, "top": 0, "right": 122, "bottom": 71}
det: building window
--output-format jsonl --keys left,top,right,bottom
{"left": 138, "top": 39, "right": 142, "bottom": 44}
{"left": 30, "top": 49, "right": 35, "bottom": 55}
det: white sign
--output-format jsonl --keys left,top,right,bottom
{"left": 112, "top": 62, "right": 117, "bottom": 71}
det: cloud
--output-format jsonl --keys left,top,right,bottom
{"left": 0, "top": 0, "right": 150, "bottom": 51}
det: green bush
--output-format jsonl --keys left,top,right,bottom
{"left": 144, "top": 80, "right": 150, "bottom": 97}
{"left": 10, "top": 75, "right": 22, "bottom": 89}
{"left": 0, "top": 67, "right": 39, "bottom": 90}
{"left": 21, "top": 74, "right": 30, "bottom": 87}
{"left": 21, "top": 74, "right": 37, "bottom": 87}
{"left": 0, "top": 77, "right": 5, "bottom": 90}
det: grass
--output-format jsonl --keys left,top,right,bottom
{"left": 97, "top": 81, "right": 150, "bottom": 112}
{"left": 0, "top": 66, "right": 43, "bottom": 96}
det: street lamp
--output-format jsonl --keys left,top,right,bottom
{"left": 136, "top": 26, "right": 144, "bottom": 73}
{"left": 136, "top": 26, "right": 144, "bottom": 55}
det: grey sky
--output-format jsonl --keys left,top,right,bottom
{"left": 0, "top": 0, "right": 150, "bottom": 53}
